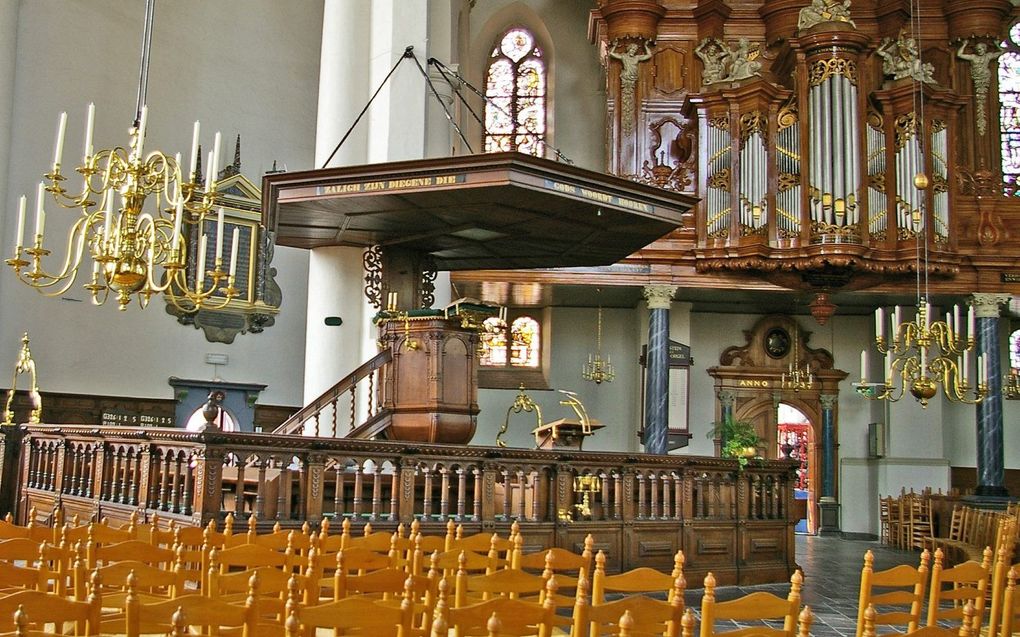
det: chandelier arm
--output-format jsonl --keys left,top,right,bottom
{"left": 20, "top": 215, "right": 92, "bottom": 293}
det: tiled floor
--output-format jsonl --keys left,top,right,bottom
{"left": 693, "top": 534, "right": 922, "bottom": 637}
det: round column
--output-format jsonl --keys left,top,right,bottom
{"left": 972, "top": 293, "right": 1011, "bottom": 496}
{"left": 643, "top": 285, "right": 676, "bottom": 454}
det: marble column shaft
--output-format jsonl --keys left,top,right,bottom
{"left": 645, "top": 306, "right": 669, "bottom": 454}
{"left": 975, "top": 315, "right": 1006, "bottom": 495}
{"left": 819, "top": 394, "right": 837, "bottom": 499}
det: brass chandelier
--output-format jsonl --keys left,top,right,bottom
{"left": 582, "top": 292, "right": 614, "bottom": 384}
{"left": 5, "top": 0, "right": 238, "bottom": 311}
{"left": 781, "top": 324, "right": 814, "bottom": 392}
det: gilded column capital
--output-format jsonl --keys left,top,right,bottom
{"left": 970, "top": 293, "right": 1011, "bottom": 318}
{"left": 643, "top": 285, "right": 677, "bottom": 310}
{"left": 819, "top": 394, "right": 838, "bottom": 410}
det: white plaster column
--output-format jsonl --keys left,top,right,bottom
{"left": 305, "top": 0, "right": 373, "bottom": 410}
{"left": 0, "top": 0, "right": 19, "bottom": 262}
{"left": 425, "top": 0, "right": 458, "bottom": 158}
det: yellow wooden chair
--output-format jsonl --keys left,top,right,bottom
{"left": 434, "top": 576, "right": 557, "bottom": 637}
{"left": 699, "top": 570, "right": 806, "bottom": 637}
{"left": 591, "top": 550, "right": 683, "bottom": 604}
{"left": 999, "top": 567, "right": 1020, "bottom": 637}
{"left": 855, "top": 548, "right": 930, "bottom": 637}
{"left": 284, "top": 592, "right": 415, "bottom": 637}
{"left": 926, "top": 547, "right": 991, "bottom": 634}
{"left": 0, "top": 589, "right": 101, "bottom": 636}
{"left": 572, "top": 567, "right": 685, "bottom": 637}
{"left": 125, "top": 582, "right": 256, "bottom": 637}
{"left": 862, "top": 602, "right": 974, "bottom": 637}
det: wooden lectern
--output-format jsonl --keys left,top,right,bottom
{"left": 533, "top": 418, "right": 605, "bottom": 450}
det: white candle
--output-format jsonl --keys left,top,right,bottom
{"left": 885, "top": 350, "right": 893, "bottom": 383}
{"left": 172, "top": 201, "right": 184, "bottom": 249}
{"left": 215, "top": 207, "right": 225, "bottom": 263}
{"left": 860, "top": 349, "right": 868, "bottom": 382}
{"left": 924, "top": 302, "right": 931, "bottom": 330}
{"left": 894, "top": 305, "right": 902, "bottom": 332}
{"left": 103, "top": 192, "right": 114, "bottom": 241}
{"left": 963, "top": 352, "right": 969, "bottom": 383}
{"left": 83, "top": 103, "right": 95, "bottom": 160}
{"left": 920, "top": 346, "right": 927, "bottom": 373}
{"left": 188, "top": 121, "right": 200, "bottom": 179}
{"left": 197, "top": 234, "right": 207, "bottom": 284}
{"left": 34, "top": 182, "right": 45, "bottom": 237}
{"left": 211, "top": 131, "right": 222, "bottom": 184}
{"left": 983, "top": 355, "right": 989, "bottom": 386}
{"left": 967, "top": 305, "right": 976, "bottom": 340}
{"left": 953, "top": 305, "right": 961, "bottom": 337}
{"left": 52, "top": 112, "right": 67, "bottom": 169}
{"left": 875, "top": 307, "right": 884, "bottom": 341}
{"left": 135, "top": 105, "right": 148, "bottom": 158}
{"left": 15, "top": 195, "right": 26, "bottom": 250}
{"left": 204, "top": 150, "right": 215, "bottom": 191}
{"left": 229, "top": 228, "right": 239, "bottom": 277}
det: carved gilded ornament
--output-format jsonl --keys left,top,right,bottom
{"left": 708, "top": 168, "right": 731, "bottom": 190}
{"left": 608, "top": 38, "right": 655, "bottom": 133}
{"left": 893, "top": 113, "right": 920, "bottom": 151}
{"left": 798, "top": 0, "right": 856, "bottom": 30}
{"left": 777, "top": 102, "right": 799, "bottom": 131}
{"left": 740, "top": 112, "right": 768, "bottom": 141}
{"left": 808, "top": 58, "right": 858, "bottom": 87}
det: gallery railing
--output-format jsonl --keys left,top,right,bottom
{"left": 0, "top": 423, "right": 798, "bottom": 579}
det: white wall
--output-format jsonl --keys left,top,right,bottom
{"left": 0, "top": 1, "right": 321, "bottom": 407}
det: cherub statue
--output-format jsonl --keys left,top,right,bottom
{"left": 798, "top": 0, "right": 855, "bottom": 31}
{"left": 876, "top": 33, "right": 936, "bottom": 85}
{"left": 957, "top": 39, "right": 1004, "bottom": 134}
{"left": 722, "top": 38, "right": 762, "bottom": 82}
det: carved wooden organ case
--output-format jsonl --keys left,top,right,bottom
{"left": 589, "top": 0, "right": 1016, "bottom": 290}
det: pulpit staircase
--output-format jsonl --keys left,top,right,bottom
{"left": 272, "top": 348, "right": 393, "bottom": 439}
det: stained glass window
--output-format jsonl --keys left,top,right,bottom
{"left": 1000, "top": 22, "right": 1020, "bottom": 195}
{"left": 1010, "top": 329, "right": 1020, "bottom": 374}
{"left": 479, "top": 314, "right": 540, "bottom": 368}
{"left": 484, "top": 28, "right": 546, "bottom": 156}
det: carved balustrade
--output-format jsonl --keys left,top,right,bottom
{"left": 2, "top": 423, "right": 796, "bottom": 583}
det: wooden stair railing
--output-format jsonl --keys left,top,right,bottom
{"left": 273, "top": 348, "right": 392, "bottom": 437}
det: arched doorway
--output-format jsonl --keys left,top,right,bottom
{"left": 708, "top": 315, "right": 848, "bottom": 534}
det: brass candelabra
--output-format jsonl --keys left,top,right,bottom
{"left": 6, "top": 106, "right": 238, "bottom": 311}
{"left": 856, "top": 299, "right": 987, "bottom": 408}
{"left": 582, "top": 303, "right": 614, "bottom": 384}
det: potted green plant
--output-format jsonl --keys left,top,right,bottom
{"left": 708, "top": 418, "right": 762, "bottom": 468}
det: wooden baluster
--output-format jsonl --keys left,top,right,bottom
{"left": 277, "top": 461, "right": 290, "bottom": 520}
{"left": 330, "top": 396, "right": 337, "bottom": 438}
{"left": 674, "top": 474, "right": 683, "bottom": 520}
{"left": 43, "top": 442, "right": 54, "bottom": 490}
{"left": 120, "top": 448, "right": 133, "bottom": 504}
{"left": 514, "top": 470, "right": 525, "bottom": 520}
{"left": 636, "top": 473, "right": 647, "bottom": 520}
{"left": 439, "top": 467, "right": 450, "bottom": 519}
{"left": 86, "top": 444, "right": 97, "bottom": 498}
{"left": 530, "top": 471, "right": 540, "bottom": 521}
{"left": 472, "top": 468, "right": 482, "bottom": 522}
{"left": 662, "top": 473, "right": 672, "bottom": 520}
{"left": 130, "top": 448, "right": 141, "bottom": 505}
{"left": 255, "top": 457, "right": 267, "bottom": 519}
{"left": 456, "top": 468, "right": 466, "bottom": 521}
{"left": 390, "top": 470, "right": 399, "bottom": 520}
{"left": 501, "top": 470, "right": 511, "bottom": 521}
{"left": 158, "top": 451, "right": 172, "bottom": 511}
{"left": 295, "top": 460, "right": 306, "bottom": 522}
{"left": 69, "top": 445, "right": 80, "bottom": 495}
{"left": 368, "top": 370, "right": 376, "bottom": 417}
{"left": 26, "top": 440, "right": 36, "bottom": 489}
{"left": 598, "top": 473, "right": 609, "bottom": 521}
{"left": 348, "top": 386, "right": 356, "bottom": 434}
{"left": 334, "top": 463, "right": 345, "bottom": 519}
{"left": 369, "top": 462, "right": 381, "bottom": 521}
{"left": 78, "top": 445, "right": 89, "bottom": 497}
{"left": 313, "top": 411, "right": 321, "bottom": 437}
{"left": 614, "top": 473, "right": 623, "bottom": 520}
{"left": 170, "top": 452, "right": 183, "bottom": 514}
{"left": 351, "top": 464, "right": 363, "bottom": 518}
{"left": 181, "top": 454, "right": 194, "bottom": 516}
{"left": 651, "top": 473, "right": 660, "bottom": 519}
{"left": 234, "top": 458, "right": 247, "bottom": 515}
{"left": 422, "top": 466, "right": 433, "bottom": 519}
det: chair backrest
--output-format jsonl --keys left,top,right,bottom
{"left": 436, "top": 575, "right": 557, "bottom": 637}
{"left": 983, "top": 518, "right": 1017, "bottom": 637}
{"left": 926, "top": 548, "right": 991, "bottom": 633}
{"left": 455, "top": 566, "right": 552, "bottom": 606}
{"left": 862, "top": 602, "right": 974, "bottom": 637}
{"left": 284, "top": 594, "right": 414, "bottom": 637}
{"left": 1000, "top": 567, "right": 1020, "bottom": 637}
{"left": 573, "top": 567, "right": 685, "bottom": 637}
{"left": 0, "top": 589, "right": 101, "bottom": 635}
{"left": 213, "top": 542, "right": 295, "bottom": 574}
{"left": 125, "top": 586, "right": 255, "bottom": 637}
{"left": 93, "top": 539, "right": 175, "bottom": 567}
{"left": 591, "top": 550, "right": 681, "bottom": 604}
{"left": 855, "top": 549, "right": 930, "bottom": 637}
{"left": 699, "top": 570, "right": 804, "bottom": 637}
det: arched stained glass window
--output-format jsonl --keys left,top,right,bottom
{"left": 479, "top": 314, "right": 540, "bottom": 368}
{"left": 1000, "top": 23, "right": 1020, "bottom": 194}
{"left": 484, "top": 27, "right": 546, "bottom": 156}
{"left": 1010, "top": 329, "right": 1020, "bottom": 374}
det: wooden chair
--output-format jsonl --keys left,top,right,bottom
{"left": 855, "top": 548, "right": 930, "bottom": 637}
{"left": 591, "top": 550, "right": 683, "bottom": 604}
{"left": 909, "top": 496, "right": 935, "bottom": 551}
{"left": 999, "top": 567, "right": 1020, "bottom": 637}
{"left": 982, "top": 519, "right": 1018, "bottom": 637}
{"left": 284, "top": 592, "right": 415, "bottom": 637}
{"left": 0, "top": 561, "right": 48, "bottom": 595}
{"left": 572, "top": 567, "right": 686, "bottom": 637}
{"left": 0, "top": 589, "right": 101, "bottom": 635}
{"left": 926, "top": 547, "right": 991, "bottom": 634}
{"left": 0, "top": 538, "right": 45, "bottom": 564}
{"left": 454, "top": 564, "right": 552, "bottom": 605}
{"left": 435, "top": 576, "right": 557, "bottom": 637}
{"left": 212, "top": 542, "right": 296, "bottom": 576}
{"left": 124, "top": 582, "right": 256, "bottom": 637}
{"left": 92, "top": 538, "right": 176, "bottom": 568}
{"left": 925, "top": 505, "right": 965, "bottom": 555}
{"left": 862, "top": 602, "right": 975, "bottom": 637}
{"left": 699, "top": 570, "right": 805, "bottom": 637}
